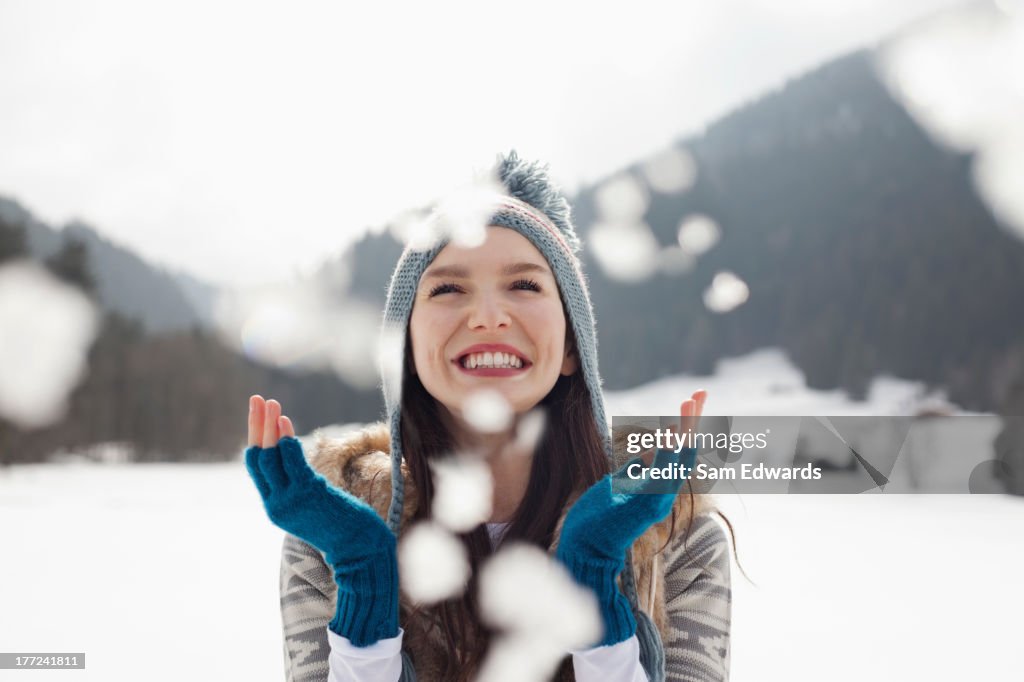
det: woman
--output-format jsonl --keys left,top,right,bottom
{"left": 245, "top": 152, "right": 732, "bottom": 681}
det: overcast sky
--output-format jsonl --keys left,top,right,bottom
{"left": 0, "top": 0, "right": 964, "bottom": 287}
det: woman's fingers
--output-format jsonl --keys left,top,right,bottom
{"left": 693, "top": 389, "right": 707, "bottom": 418}
{"left": 641, "top": 389, "right": 709, "bottom": 463}
{"left": 249, "top": 397, "right": 296, "bottom": 448}
{"left": 279, "top": 415, "right": 296, "bottom": 439}
{"left": 675, "top": 389, "right": 707, "bottom": 438}
{"left": 248, "top": 395, "right": 265, "bottom": 447}
{"left": 262, "top": 399, "right": 282, "bottom": 448}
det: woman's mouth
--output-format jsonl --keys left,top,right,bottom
{"left": 454, "top": 351, "right": 530, "bottom": 377}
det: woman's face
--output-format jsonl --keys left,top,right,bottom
{"left": 409, "top": 226, "right": 578, "bottom": 422}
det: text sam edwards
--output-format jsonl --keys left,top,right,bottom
{"left": 626, "top": 462, "right": 823, "bottom": 481}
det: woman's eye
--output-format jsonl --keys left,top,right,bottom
{"left": 428, "top": 282, "right": 463, "bottom": 297}
{"left": 511, "top": 278, "right": 542, "bottom": 292}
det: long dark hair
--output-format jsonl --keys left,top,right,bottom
{"left": 399, "top": 330, "right": 608, "bottom": 681}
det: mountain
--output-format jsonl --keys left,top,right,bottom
{"left": 335, "top": 49, "right": 1024, "bottom": 413}
{"left": 0, "top": 196, "right": 214, "bottom": 334}
{"left": 169, "top": 267, "right": 221, "bottom": 329}
{"left": 0, "top": 200, "right": 383, "bottom": 464}
{"left": 575, "top": 49, "right": 1024, "bottom": 410}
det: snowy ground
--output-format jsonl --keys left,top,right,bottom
{"left": 2, "top": 349, "right": 1021, "bottom": 681}
{"left": 717, "top": 494, "right": 1024, "bottom": 681}
{"left": 603, "top": 348, "right": 954, "bottom": 417}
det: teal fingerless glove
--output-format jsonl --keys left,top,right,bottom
{"left": 555, "top": 447, "right": 698, "bottom": 646}
{"left": 245, "top": 436, "right": 399, "bottom": 646}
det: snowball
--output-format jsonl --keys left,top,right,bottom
{"left": 476, "top": 544, "right": 602, "bottom": 681}
{"left": 213, "top": 278, "right": 381, "bottom": 388}
{"left": 237, "top": 294, "right": 317, "bottom": 366}
{"left": 398, "top": 521, "right": 470, "bottom": 604}
{"left": 677, "top": 214, "right": 721, "bottom": 256}
{"left": 703, "top": 271, "right": 750, "bottom": 313}
{"left": 478, "top": 543, "right": 601, "bottom": 648}
{"left": 589, "top": 221, "right": 659, "bottom": 282}
{"left": 431, "top": 456, "right": 493, "bottom": 533}
{"left": 398, "top": 212, "right": 446, "bottom": 251}
{"left": 463, "top": 388, "right": 513, "bottom": 434}
{"left": 643, "top": 147, "right": 697, "bottom": 193}
{"left": 595, "top": 173, "right": 649, "bottom": 221}
{"left": 878, "top": 4, "right": 1024, "bottom": 240}
{"left": 0, "top": 261, "right": 99, "bottom": 428}
{"left": 446, "top": 177, "right": 509, "bottom": 248}
{"left": 388, "top": 208, "right": 433, "bottom": 249}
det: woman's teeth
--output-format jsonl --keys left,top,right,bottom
{"left": 461, "top": 351, "right": 524, "bottom": 369}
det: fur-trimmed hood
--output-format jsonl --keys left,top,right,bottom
{"left": 304, "top": 421, "right": 713, "bottom": 657}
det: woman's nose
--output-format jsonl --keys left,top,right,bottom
{"left": 467, "top": 294, "right": 511, "bottom": 330}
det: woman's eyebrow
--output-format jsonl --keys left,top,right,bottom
{"left": 422, "top": 262, "right": 552, "bottom": 279}
{"left": 422, "top": 264, "right": 469, "bottom": 279}
{"left": 502, "top": 262, "right": 552, "bottom": 277}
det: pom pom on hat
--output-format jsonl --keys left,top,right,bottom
{"left": 495, "top": 151, "right": 581, "bottom": 254}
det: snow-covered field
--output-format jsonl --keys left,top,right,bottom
{"left": 4, "top": 466, "right": 1021, "bottom": 681}
{"left": 2, "top": 349, "right": 1022, "bottom": 681}
{"left": 604, "top": 348, "right": 954, "bottom": 417}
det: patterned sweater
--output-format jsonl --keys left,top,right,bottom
{"left": 276, "top": 424, "right": 732, "bottom": 681}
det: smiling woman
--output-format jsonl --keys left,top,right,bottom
{"left": 244, "top": 152, "right": 732, "bottom": 682}
{"left": 410, "top": 229, "right": 578, "bottom": 418}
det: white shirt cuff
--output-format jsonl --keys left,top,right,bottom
{"left": 326, "top": 628, "right": 404, "bottom": 682}
{"left": 571, "top": 635, "right": 648, "bottom": 682}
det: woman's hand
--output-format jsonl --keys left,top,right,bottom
{"left": 565, "top": 389, "right": 707, "bottom": 553}
{"left": 244, "top": 394, "right": 400, "bottom": 646}
{"left": 640, "top": 389, "right": 706, "bottom": 466}
{"left": 556, "top": 389, "right": 707, "bottom": 646}
{"left": 247, "top": 394, "right": 296, "bottom": 449}
{"left": 670, "top": 389, "right": 706, "bottom": 453}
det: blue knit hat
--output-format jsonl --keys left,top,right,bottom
{"left": 379, "top": 151, "right": 665, "bottom": 680}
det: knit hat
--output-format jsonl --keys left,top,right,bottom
{"left": 379, "top": 151, "right": 665, "bottom": 680}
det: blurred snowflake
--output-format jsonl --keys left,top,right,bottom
{"left": 398, "top": 521, "right": 470, "bottom": 604}
{"left": 0, "top": 261, "right": 98, "bottom": 429}
{"left": 431, "top": 455, "right": 493, "bottom": 532}
{"left": 879, "top": 3, "right": 1024, "bottom": 240}
{"left": 478, "top": 543, "right": 601, "bottom": 681}
{"left": 704, "top": 271, "right": 750, "bottom": 313}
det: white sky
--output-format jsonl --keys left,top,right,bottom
{"left": 0, "top": 0, "right": 964, "bottom": 287}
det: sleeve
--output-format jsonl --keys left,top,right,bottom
{"left": 661, "top": 513, "right": 732, "bottom": 682}
{"left": 327, "top": 629, "right": 404, "bottom": 682}
{"left": 280, "top": 533, "right": 335, "bottom": 682}
{"left": 571, "top": 635, "right": 648, "bottom": 682}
